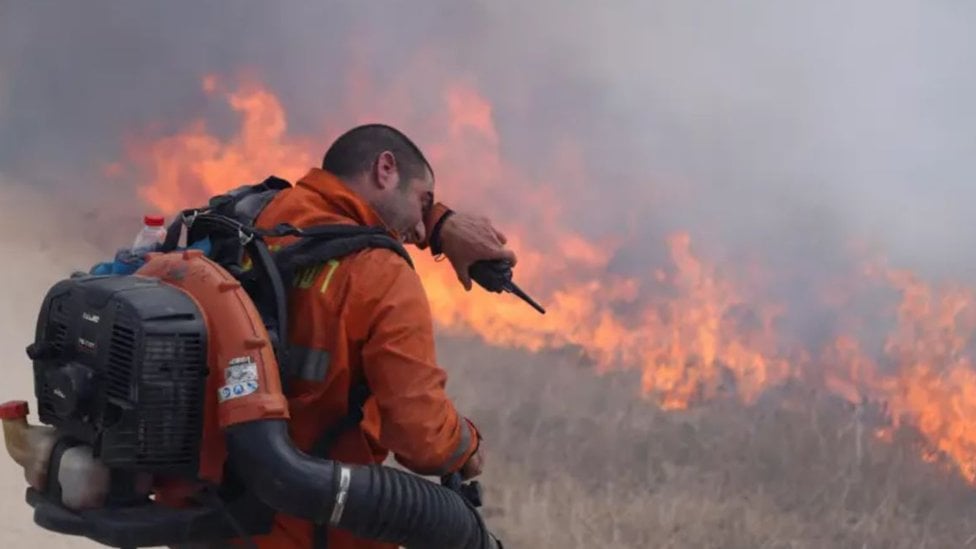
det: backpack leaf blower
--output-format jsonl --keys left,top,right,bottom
{"left": 2, "top": 176, "right": 505, "bottom": 549}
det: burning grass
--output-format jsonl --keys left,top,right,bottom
{"left": 440, "top": 336, "right": 976, "bottom": 548}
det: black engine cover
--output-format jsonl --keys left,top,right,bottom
{"left": 31, "top": 273, "right": 208, "bottom": 477}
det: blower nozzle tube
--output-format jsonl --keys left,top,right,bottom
{"left": 224, "top": 420, "right": 500, "bottom": 549}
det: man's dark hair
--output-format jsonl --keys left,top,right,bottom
{"left": 322, "top": 124, "right": 433, "bottom": 183}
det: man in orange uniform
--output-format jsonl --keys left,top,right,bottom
{"left": 246, "top": 124, "right": 513, "bottom": 549}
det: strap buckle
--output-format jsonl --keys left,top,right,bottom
{"left": 238, "top": 227, "right": 255, "bottom": 246}
{"left": 181, "top": 209, "right": 201, "bottom": 228}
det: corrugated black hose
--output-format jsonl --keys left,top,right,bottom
{"left": 224, "top": 420, "right": 501, "bottom": 549}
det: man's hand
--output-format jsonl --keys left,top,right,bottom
{"left": 460, "top": 446, "right": 485, "bottom": 480}
{"left": 439, "top": 212, "right": 517, "bottom": 291}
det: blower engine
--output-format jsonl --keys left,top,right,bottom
{"left": 5, "top": 256, "right": 277, "bottom": 548}
{"left": 32, "top": 275, "right": 207, "bottom": 485}
{"left": 2, "top": 249, "right": 501, "bottom": 549}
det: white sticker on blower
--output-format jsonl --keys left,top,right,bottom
{"left": 218, "top": 356, "right": 260, "bottom": 402}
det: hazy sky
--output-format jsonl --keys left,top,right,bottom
{"left": 2, "top": 0, "right": 974, "bottom": 282}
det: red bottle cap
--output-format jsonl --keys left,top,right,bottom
{"left": 144, "top": 215, "right": 165, "bottom": 227}
{"left": 0, "top": 400, "right": 29, "bottom": 420}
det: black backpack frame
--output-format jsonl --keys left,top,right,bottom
{"left": 161, "top": 175, "right": 413, "bottom": 381}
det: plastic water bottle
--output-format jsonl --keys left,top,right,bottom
{"left": 132, "top": 214, "right": 167, "bottom": 255}
{"left": 91, "top": 215, "right": 168, "bottom": 276}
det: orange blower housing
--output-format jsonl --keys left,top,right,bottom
{"left": 136, "top": 249, "right": 290, "bottom": 504}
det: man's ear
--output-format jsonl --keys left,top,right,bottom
{"left": 373, "top": 150, "right": 400, "bottom": 190}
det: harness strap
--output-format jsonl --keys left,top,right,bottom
{"left": 272, "top": 227, "right": 412, "bottom": 290}
{"left": 310, "top": 383, "right": 372, "bottom": 549}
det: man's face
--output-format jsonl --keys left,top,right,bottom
{"left": 369, "top": 151, "right": 434, "bottom": 244}
{"left": 391, "top": 170, "right": 434, "bottom": 244}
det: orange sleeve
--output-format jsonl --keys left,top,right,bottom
{"left": 351, "top": 249, "right": 479, "bottom": 475}
{"left": 414, "top": 201, "right": 452, "bottom": 251}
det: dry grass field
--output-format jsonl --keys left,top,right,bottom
{"left": 443, "top": 336, "right": 976, "bottom": 548}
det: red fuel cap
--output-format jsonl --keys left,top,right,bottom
{"left": 0, "top": 400, "right": 29, "bottom": 420}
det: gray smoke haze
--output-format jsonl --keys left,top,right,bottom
{"left": 0, "top": 174, "right": 106, "bottom": 548}
{"left": 2, "top": 1, "right": 975, "bottom": 326}
{"left": 6, "top": 5, "right": 976, "bottom": 544}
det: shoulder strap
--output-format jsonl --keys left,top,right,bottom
{"left": 270, "top": 224, "right": 413, "bottom": 289}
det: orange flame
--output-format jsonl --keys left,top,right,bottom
{"left": 872, "top": 266, "right": 976, "bottom": 481}
{"left": 818, "top": 262, "right": 976, "bottom": 482}
{"left": 125, "top": 75, "right": 315, "bottom": 213}
{"left": 117, "top": 74, "right": 976, "bottom": 484}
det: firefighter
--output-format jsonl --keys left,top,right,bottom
{"left": 237, "top": 123, "right": 511, "bottom": 549}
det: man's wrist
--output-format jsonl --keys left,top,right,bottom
{"left": 429, "top": 208, "right": 456, "bottom": 256}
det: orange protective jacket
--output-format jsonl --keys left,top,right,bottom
{"left": 238, "top": 168, "right": 480, "bottom": 549}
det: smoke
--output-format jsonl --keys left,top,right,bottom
{"left": 0, "top": 173, "right": 102, "bottom": 394}
{"left": 468, "top": 1, "right": 976, "bottom": 281}
{"left": 3, "top": 3, "right": 976, "bottom": 384}
{"left": 3, "top": 1, "right": 975, "bottom": 272}
{"left": 5, "top": 0, "right": 976, "bottom": 512}
{"left": 0, "top": 173, "right": 103, "bottom": 547}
